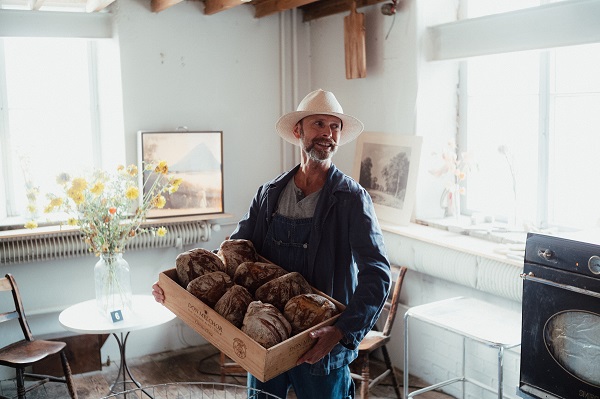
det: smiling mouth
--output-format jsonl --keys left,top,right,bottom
{"left": 315, "top": 141, "right": 336, "bottom": 149}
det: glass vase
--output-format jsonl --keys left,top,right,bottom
{"left": 94, "top": 253, "right": 132, "bottom": 319}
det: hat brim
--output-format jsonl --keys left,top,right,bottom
{"left": 276, "top": 111, "right": 364, "bottom": 146}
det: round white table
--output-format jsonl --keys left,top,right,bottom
{"left": 59, "top": 295, "right": 175, "bottom": 397}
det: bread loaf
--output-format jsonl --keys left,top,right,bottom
{"left": 241, "top": 301, "right": 292, "bottom": 348}
{"left": 255, "top": 272, "right": 313, "bottom": 311}
{"left": 284, "top": 294, "right": 338, "bottom": 334}
{"left": 214, "top": 285, "right": 253, "bottom": 328}
{"left": 186, "top": 271, "right": 233, "bottom": 307}
{"left": 217, "top": 239, "right": 259, "bottom": 277}
{"left": 233, "top": 261, "right": 288, "bottom": 296}
{"left": 176, "top": 248, "right": 225, "bottom": 287}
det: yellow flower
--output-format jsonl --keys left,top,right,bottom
{"left": 24, "top": 220, "right": 38, "bottom": 229}
{"left": 71, "top": 178, "right": 88, "bottom": 191}
{"left": 125, "top": 186, "right": 139, "bottom": 200}
{"left": 90, "top": 182, "right": 105, "bottom": 195}
{"left": 156, "top": 227, "right": 167, "bottom": 237}
{"left": 26, "top": 204, "right": 37, "bottom": 213}
{"left": 44, "top": 205, "right": 53, "bottom": 213}
{"left": 168, "top": 178, "right": 183, "bottom": 193}
{"left": 50, "top": 197, "right": 63, "bottom": 208}
{"left": 126, "top": 164, "right": 138, "bottom": 177}
{"left": 67, "top": 188, "right": 85, "bottom": 205}
{"left": 67, "top": 218, "right": 78, "bottom": 226}
{"left": 154, "top": 161, "right": 169, "bottom": 175}
{"left": 153, "top": 195, "right": 167, "bottom": 209}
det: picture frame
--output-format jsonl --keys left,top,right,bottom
{"left": 352, "top": 132, "right": 422, "bottom": 225}
{"left": 137, "top": 130, "right": 224, "bottom": 218}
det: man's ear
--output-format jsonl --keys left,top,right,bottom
{"left": 293, "top": 122, "right": 302, "bottom": 139}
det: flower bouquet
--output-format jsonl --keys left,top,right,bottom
{"left": 43, "top": 161, "right": 182, "bottom": 317}
{"left": 430, "top": 140, "right": 476, "bottom": 219}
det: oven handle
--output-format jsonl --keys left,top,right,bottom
{"left": 520, "top": 272, "right": 600, "bottom": 299}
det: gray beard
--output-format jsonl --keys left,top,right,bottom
{"left": 300, "top": 131, "right": 338, "bottom": 162}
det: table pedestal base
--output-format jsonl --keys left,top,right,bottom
{"left": 109, "top": 332, "right": 153, "bottom": 398}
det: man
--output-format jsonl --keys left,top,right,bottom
{"left": 153, "top": 89, "right": 391, "bottom": 399}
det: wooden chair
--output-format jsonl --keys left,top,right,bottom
{"left": 0, "top": 273, "right": 78, "bottom": 399}
{"left": 218, "top": 351, "right": 245, "bottom": 383}
{"left": 351, "top": 266, "right": 408, "bottom": 399}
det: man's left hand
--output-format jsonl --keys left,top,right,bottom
{"left": 296, "top": 325, "right": 344, "bottom": 365}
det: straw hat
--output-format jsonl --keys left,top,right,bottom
{"left": 276, "top": 89, "right": 364, "bottom": 146}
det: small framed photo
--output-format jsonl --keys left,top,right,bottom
{"left": 137, "top": 130, "right": 224, "bottom": 218}
{"left": 352, "top": 132, "right": 422, "bottom": 225}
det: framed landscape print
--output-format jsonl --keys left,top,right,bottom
{"left": 137, "top": 130, "right": 224, "bottom": 218}
{"left": 352, "top": 132, "right": 422, "bottom": 225}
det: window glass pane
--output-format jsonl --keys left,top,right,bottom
{"left": 549, "top": 95, "right": 600, "bottom": 228}
{"left": 464, "top": 52, "right": 539, "bottom": 222}
{"left": 3, "top": 38, "right": 94, "bottom": 219}
{"left": 553, "top": 43, "right": 600, "bottom": 93}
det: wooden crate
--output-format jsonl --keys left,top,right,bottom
{"left": 159, "top": 268, "right": 344, "bottom": 382}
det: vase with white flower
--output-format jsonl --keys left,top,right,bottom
{"left": 43, "top": 161, "right": 182, "bottom": 319}
{"left": 430, "top": 139, "right": 476, "bottom": 221}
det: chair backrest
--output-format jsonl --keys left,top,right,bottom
{"left": 0, "top": 273, "right": 34, "bottom": 341}
{"left": 382, "top": 266, "right": 408, "bottom": 337}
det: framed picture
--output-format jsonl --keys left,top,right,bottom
{"left": 352, "top": 132, "right": 422, "bottom": 225}
{"left": 137, "top": 130, "right": 224, "bottom": 218}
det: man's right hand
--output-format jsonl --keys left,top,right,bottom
{"left": 152, "top": 281, "right": 165, "bottom": 304}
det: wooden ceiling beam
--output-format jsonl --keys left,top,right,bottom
{"left": 203, "top": 0, "right": 248, "bottom": 15}
{"left": 151, "top": 0, "right": 184, "bottom": 12}
{"left": 300, "top": 0, "right": 385, "bottom": 22}
{"left": 253, "top": 0, "right": 316, "bottom": 18}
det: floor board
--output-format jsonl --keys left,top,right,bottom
{"left": 0, "top": 345, "right": 454, "bottom": 399}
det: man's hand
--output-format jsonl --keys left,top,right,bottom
{"left": 296, "top": 325, "right": 344, "bottom": 365}
{"left": 152, "top": 281, "right": 165, "bottom": 304}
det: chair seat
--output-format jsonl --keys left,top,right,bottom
{"left": 358, "top": 330, "right": 390, "bottom": 352}
{"left": 0, "top": 339, "right": 67, "bottom": 366}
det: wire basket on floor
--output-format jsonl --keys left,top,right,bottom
{"left": 100, "top": 382, "right": 283, "bottom": 399}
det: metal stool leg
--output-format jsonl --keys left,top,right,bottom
{"left": 403, "top": 312, "right": 410, "bottom": 399}
{"left": 497, "top": 346, "right": 504, "bottom": 399}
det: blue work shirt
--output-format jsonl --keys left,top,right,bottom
{"left": 230, "top": 164, "right": 391, "bottom": 374}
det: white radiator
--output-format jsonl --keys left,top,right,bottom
{"left": 0, "top": 221, "right": 211, "bottom": 265}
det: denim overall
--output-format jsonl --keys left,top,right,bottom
{"left": 248, "top": 212, "right": 355, "bottom": 399}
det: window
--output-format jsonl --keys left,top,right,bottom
{"left": 0, "top": 36, "right": 123, "bottom": 229}
{"left": 459, "top": 3, "right": 600, "bottom": 230}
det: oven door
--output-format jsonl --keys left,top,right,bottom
{"left": 519, "top": 261, "right": 600, "bottom": 399}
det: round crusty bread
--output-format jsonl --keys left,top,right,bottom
{"left": 283, "top": 293, "right": 338, "bottom": 334}
{"left": 233, "top": 261, "right": 288, "bottom": 296}
{"left": 214, "top": 285, "right": 253, "bottom": 328}
{"left": 176, "top": 248, "right": 225, "bottom": 287}
{"left": 186, "top": 271, "right": 233, "bottom": 308}
{"left": 217, "top": 239, "right": 259, "bottom": 277}
{"left": 241, "top": 301, "right": 292, "bottom": 348}
{"left": 255, "top": 272, "right": 313, "bottom": 311}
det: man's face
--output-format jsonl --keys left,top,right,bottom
{"left": 295, "top": 114, "right": 342, "bottom": 162}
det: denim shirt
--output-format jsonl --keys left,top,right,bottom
{"left": 230, "top": 164, "right": 391, "bottom": 374}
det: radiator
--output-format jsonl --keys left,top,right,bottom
{"left": 0, "top": 220, "right": 212, "bottom": 265}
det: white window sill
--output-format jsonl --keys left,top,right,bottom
{"left": 380, "top": 219, "right": 526, "bottom": 267}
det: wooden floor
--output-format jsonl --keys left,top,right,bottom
{"left": 0, "top": 345, "right": 455, "bottom": 399}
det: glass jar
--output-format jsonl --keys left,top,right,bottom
{"left": 94, "top": 253, "right": 132, "bottom": 319}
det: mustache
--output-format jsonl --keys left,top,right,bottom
{"left": 307, "top": 139, "right": 337, "bottom": 151}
